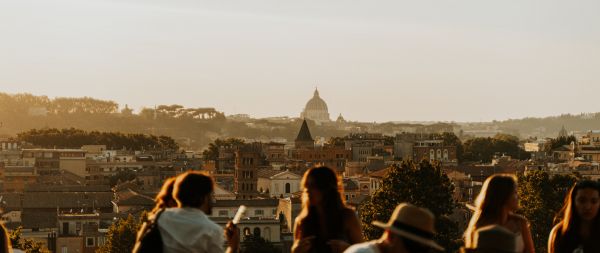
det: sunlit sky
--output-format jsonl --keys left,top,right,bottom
{"left": 1, "top": 0, "right": 599, "bottom": 122}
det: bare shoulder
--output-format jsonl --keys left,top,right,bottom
{"left": 342, "top": 208, "right": 360, "bottom": 221}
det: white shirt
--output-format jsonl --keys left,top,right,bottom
{"left": 344, "top": 241, "right": 382, "bottom": 253}
{"left": 158, "top": 207, "right": 225, "bottom": 253}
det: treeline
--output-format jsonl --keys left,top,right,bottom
{"left": 0, "top": 93, "right": 118, "bottom": 115}
{"left": 463, "top": 134, "right": 527, "bottom": 163}
{"left": 17, "top": 128, "right": 179, "bottom": 151}
{"left": 464, "top": 112, "right": 600, "bottom": 138}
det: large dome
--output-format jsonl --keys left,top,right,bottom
{"left": 301, "top": 89, "right": 330, "bottom": 124}
{"left": 305, "top": 89, "right": 328, "bottom": 111}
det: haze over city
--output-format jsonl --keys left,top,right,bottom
{"left": 3, "top": 0, "right": 600, "bottom": 122}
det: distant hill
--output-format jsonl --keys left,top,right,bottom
{"left": 459, "top": 113, "right": 600, "bottom": 138}
{"left": 2, "top": 92, "right": 591, "bottom": 148}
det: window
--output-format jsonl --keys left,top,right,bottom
{"left": 253, "top": 227, "right": 261, "bottom": 237}
{"left": 255, "top": 209, "right": 264, "bottom": 216}
{"left": 62, "top": 222, "right": 69, "bottom": 235}
{"left": 219, "top": 210, "right": 229, "bottom": 217}
{"left": 285, "top": 183, "right": 291, "bottom": 194}
{"left": 86, "top": 237, "right": 95, "bottom": 247}
{"left": 97, "top": 237, "right": 106, "bottom": 246}
{"left": 61, "top": 247, "right": 68, "bottom": 253}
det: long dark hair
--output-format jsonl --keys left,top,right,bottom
{"left": 465, "top": 174, "right": 517, "bottom": 246}
{"left": 551, "top": 180, "right": 600, "bottom": 252}
{"left": 0, "top": 223, "right": 10, "bottom": 253}
{"left": 296, "top": 167, "right": 347, "bottom": 244}
{"left": 151, "top": 177, "right": 177, "bottom": 213}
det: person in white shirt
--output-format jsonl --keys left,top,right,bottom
{"left": 158, "top": 171, "right": 240, "bottom": 253}
{"left": 344, "top": 203, "right": 444, "bottom": 253}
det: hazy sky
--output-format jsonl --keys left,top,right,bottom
{"left": 1, "top": 0, "right": 599, "bottom": 122}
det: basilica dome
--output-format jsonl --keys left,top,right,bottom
{"left": 301, "top": 89, "right": 330, "bottom": 124}
{"left": 305, "top": 89, "right": 328, "bottom": 112}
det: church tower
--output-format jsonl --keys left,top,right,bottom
{"left": 295, "top": 119, "right": 314, "bottom": 149}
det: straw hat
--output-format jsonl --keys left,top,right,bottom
{"left": 372, "top": 203, "right": 444, "bottom": 251}
{"left": 466, "top": 225, "right": 517, "bottom": 253}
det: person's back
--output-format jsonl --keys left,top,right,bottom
{"left": 158, "top": 207, "right": 224, "bottom": 253}
{"left": 155, "top": 171, "right": 239, "bottom": 253}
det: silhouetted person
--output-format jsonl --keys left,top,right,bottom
{"left": 464, "top": 174, "right": 534, "bottom": 253}
{"left": 344, "top": 203, "right": 444, "bottom": 253}
{"left": 0, "top": 223, "right": 10, "bottom": 253}
{"left": 461, "top": 225, "right": 518, "bottom": 253}
{"left": 548, "top": 180, "right": 600, "bottom": 253}
{"left": 292, "top": 166, "right": 363, "bottom": 253}
{"left": 158, "top": 171, "right": 239, "bottom": 253}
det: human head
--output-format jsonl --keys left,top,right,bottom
{"left": 558, "top": 180, "right": 600, "bottom": 234}
{"left": 300, "top": 166, "right": 343, "bottom": 208}
{"left": 462, "top": 225, "right": 517, "bottom": 253}
{"left": 173, "top": 171, "right": 214, "bottom": 213}
{"left": 155, "top": 177, "right": 177, "bottom": 209}
{"left": 465, "top": 174, "right": 518, "bottom": 246}
{"left": 373, "top": 203, "right": 444, "bottom": 252}
{"left": 475, "top": 174, "right": 519, "bottom": 215}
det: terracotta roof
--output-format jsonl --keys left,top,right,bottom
{"left": 257, "top": 169, "right": 282, "bottom": 178}
{"left": 368, "top": 167, "right": 390, "bottom": 178}
{"left": 25, "top": 185, "right": 111, "bottom": 192}
{"left": 22, "top": 210, "right": 56, "bottom": 229}
{"left": 343, "top": 179, "right": 359, "bottom": 191}
{"left": 118, "top": 194, "right": 154, "bottom": 207}
{"left": 0, "top": 193, "right": 22, "bottom": 210}
{"left": 22, "top": 192, "right": 113, "bottom": 209}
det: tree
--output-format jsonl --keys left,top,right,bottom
{"left": 517, "top": 169, "right": 578, "bottom": 253}
{"left": 241, "top": 235, "right": 279, "bottom": 253}
{"left": 544, "top": 135, "right": 577, "bottom": 153}
{"left": 327, "top": 136, "right": 345, "bottom": 147}
{"left": 359, "top": 160, "right": 460, "bottom": 252}
{"left": 9, "top": 226, "right": 48, "bottom": 253}
{"left": 97, "top": 215, "right": 140, "bottom": 253}
{"left": 17, "top": 128, "right": 179, "bottom": 151}
{"left": 202, "top": 138, "right": 245, "bottom": 161}
{"left": 463, "top": 134, "right": 526, "bottom": 163}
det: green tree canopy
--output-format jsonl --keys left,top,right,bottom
{"left": 463, "top": 134, "right": 526, "bottom": 163}
{"left": 517, "top": 169, "right": 578, "bottom": 253}
{"left": 359, "top": 160, "right": 460, "bottom": 252}
{"left": 544, "top": 135, "right": 577, "bottom": 152}
{"left": 202, "top": 138, "right": 245, "bottom": 161}
{"left": 17, "top": 128, "right": 178, "bottom": 151}
{"left": 9, "top": 226, "right": 48, "bottom": 253}
{"left": 97, "top": 215, "right": 140, "bottom": 253}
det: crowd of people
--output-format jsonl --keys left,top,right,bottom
{"left": 0, "top": 166, "right": 597, "bottom": 253}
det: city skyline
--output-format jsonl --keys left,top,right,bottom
{"left": 2, "top": 0, "right": 600, "bottom": 122}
